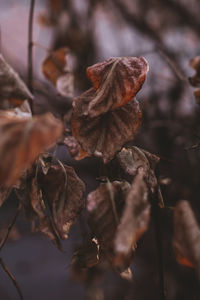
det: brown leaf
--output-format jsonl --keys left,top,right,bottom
{"left": 189, "top": 56, "right": 200, "bottom": 87}
{"left": 0, "top": 112, "right": 63, "bottom": 187}
{"left": 72, "top": 98, "right": 142, "bottom": 163}
{"left": 39, "top": 164, "right": 85, "bottom": 239}
{"left": 42, "top": 48, "right": 74, "bottom": 97}
{"left": 114, "top": 169, "right": 150, "bottom": 263}
{"left": 194, "top": 89, "right": 200, "bottom": 105}
{"left": 87, "top": 180, "right": 131, "bottom": 269}
{"left": 0, "top": 54, "right": 33, "bottom": 109}
{"left": 173, "top": 200, "right": 200, "bottom": 270}
{"left": 85, "top": 57, "right": 149, "bottom": 117}
{"left": 117, "top": 146, "right": 163, "bottom": 207}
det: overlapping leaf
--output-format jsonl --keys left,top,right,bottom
{"left": 72, "top": 98, "right": 142, "bottom": 163}
{"left": 87, "top": 174, "right": 150, "bottom": 271}
{"left": 84, "top": 56, "right": 149, "bottom": 117}
{"left": 0, "top": 54, "right": 33, "bottom": 109}
{"left": 173, "top": 200, "right": 200, "bottom": 271}
{"left": 0, "top": 112, "right": 63, "bottom": 187}
{"left": 42, "top": 47, "right": 74, "bottom": 97}
{"left": 114, "top": 169, "right": 150, "bottom": 263}
{"left": 189, "top": 56, "right": 200, "bottom": 104}
{"left": 39, "top": 164, "right": 85, "bottom": 239}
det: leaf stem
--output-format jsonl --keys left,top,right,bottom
{"left": 28, "top": 0, "right": 35, "bottom": 98}
{"left": 0, "top": 257, "right": 24, "bottom": 300}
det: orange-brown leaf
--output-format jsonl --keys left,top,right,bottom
{"left": 85, "top": 57, "right": 149, "bottom": 117}
{"left": 0, "top": 112, "right": 63, "bottom": 187}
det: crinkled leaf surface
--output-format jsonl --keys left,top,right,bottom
{"left": 72, "top": 98, "right": 142, "bottom": 163}
{"left": 85, "top": 56, "right": 149, "bottom": 117}
{"left": 0, "top": 112, "right": 63, "bottom": 187}
{"left": 39, "top": 164, "right": 85, "bottom": 239}
{"left": 114, "top": 170, "right": 150, "bottom": 261}
{"left": 87, "top": 180, "right": 131, "bottom": 269}
{"left": 0, "top": 54, "right": 33, "bottom": 109}
{"left": 173, "top": 200, "right": 200, "bottom": 270}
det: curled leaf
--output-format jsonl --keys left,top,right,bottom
{"left": 114, "top": 169, "right": 150, "bottom": 262}
{"left": 0, "top": 112, "right": 63, "bottom": 187}
{"left": 0, "top": 54, "right": 33, "bottom": 109}
{"left": 42, "top": 47, "right": 74, "bottom": 97}
{"left": 173, "top": 200, "right": 200, "bottom": 271}
{"left": 72, "top": 98, "right": 142, "bottom": 163}
{"left": 85, "top": 57, "right": 149, "bottom": 117}
{"left": 39, "top": 164, "right": 85, "bottom": 239}
{"left": 189, "top": 56, "right": 200, "bottom": 87}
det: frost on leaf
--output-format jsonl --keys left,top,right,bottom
{"left": 85, "top": 56, "right": 149, "bottom": 117}
{"left": 72, "top": 98, "right": 142, "bottom": 163}
{"left": 87, "top": 180, "right": 131, "bottom": 270}
{"left": 173, "top": 200, "right": 200, "bottom": 271}
{"left": 42, "top": 47, "right": 74, "bottom": 97}
{"left": 0, "top": 54, "right": 33, "bottom": 109}
{"left": 39, "top": 164, "right": 85, "bottom": 239}
{"left": 114, "top": 169, "right": 150, "bottom": 263}
{"left": 0, "top": 112, "right": 63, "bottom": 187}
{"left": 117, "top": 146, "right": 163, "bottom": 207}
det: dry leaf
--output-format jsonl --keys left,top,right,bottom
{"left": 39, "top": 164, "right": 85, "bottom": 239}
{"left": 72, "top": 98, "right": 142, "bottom": 163}
{"left": 189, "top": 56, "right": 200, "bottom": 87}
{"left": 85, "top": 57, "right": 149, "bottom": 117}
{"left": 0, "top": 54, "right": 33, "bottom": 109}
{"left": 0, "top": 112, "right": 63, "bottom": 187}
{"left": 173, "top": 200, "right": 200, "bottom": 271}
{"left": 114, "top": 169, "right": 150, "bottom": 263}
{"left": 42, "top": 48, "right": 74, "bottom": 97}
{"left": 87, "top": 180, "right": 131, "bottom": 269}
{"left": 117, "top": 146, "right": 163, "bottom": 207}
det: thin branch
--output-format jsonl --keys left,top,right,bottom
{"left": 0, "top": 257, "right": 24, "bottom": 300}
{"left": 28, "top": 0, "right": 35, "bottom": 96}
{"left": 0, "top": 202, "right": 22, "bottom": 251}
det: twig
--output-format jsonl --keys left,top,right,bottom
{"left": 151, "top": 190, "right": 166, "bottom": 300}
{"left": 28, "top": 0, "right": 35, "bottom": 96}
{"left": 0, "top": 257, "right": 24, "bottom": 300}
{"left": 0, "top": 202, "right": 22, "bottom": 251}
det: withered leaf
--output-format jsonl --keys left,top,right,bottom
{"left": 114, "top": 169, "right": 150, "bottom": 261}
{"left": 0, "top": 54, "right": 33, "bottom": 109}
{"left": 42, "top": 47, "right": 74, "bottom": 97}
{"left": 70, "top": 239, "right": 99, "bottom": 281}
{"left": 173, "top": 200, "right": 200, "bottom": 271}
{"left": 87, "top": 180, "right": 131, "bottom": 269}
{"left": 189, "top": 56, "right": 200, "bottom": 87}
{"left": 15, "top": 170, "right": 61, "bottom": 249}
{"left": 0, "top": 112, "right": 63, "bottom": 187}
{"left": 39, "top": 164, "right": 85, "bottom": 239}
{"left": 84, "top": 56, "right": 149, "bottom": 117}
{"left": 117, "top": 146, "right": 163, "bottom": 207}
{"left": 72, "top": 98, "right": 142, "bottom": 163}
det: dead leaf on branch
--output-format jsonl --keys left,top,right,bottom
{"left": 173, "top": 200, "right": 200, "bottom": 271}
{"left": 117, "top": 146, "right": 163, "bottom": 207}
{"left": 0, "top": 54, "right": 33, "bottom": 109}
{"left": 114, "top": 169, "right": 150, "bottom": 263}
{"left": 85, "top": 56, "right": 149, "bottom": 117}
{"left": 42, "top": 47, "right": 75, "bottom": 97}
{"left": 0, "top": 112, "right": 63, "bottom": 187}
{"left": 72, "top": 98, "right": 142, "bottom": 163}
{"left": 39, "top": 164, "right": 85, "bottom": 239}
{"left": 87, "top": 180, "right": 131, "bottom": 270}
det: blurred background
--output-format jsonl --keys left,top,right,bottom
{"left": 0, "top": 0, "right": 200, "bottom": 299}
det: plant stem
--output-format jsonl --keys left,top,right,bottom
{"left": 0, "top": 257, "right": 24, "bottom": 300}
{"left": 0, "top": 202, "right": 22, "bottom": 251}
{"left": 152, "top": 195, "right": 166, "bottom": 300}
{"left": 28, "top": 0, "right": 35, "bottom": 98}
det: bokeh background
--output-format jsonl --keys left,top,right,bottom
{"left": 0, "top": 0, "right": 200, "bottom": 299}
